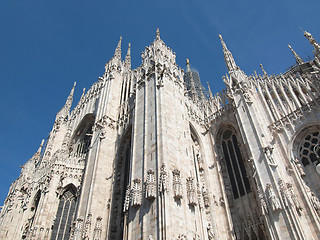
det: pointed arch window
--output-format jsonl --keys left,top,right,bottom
{"left": 221, "top": 129, "right": 251, "bottom": 199}
{"left": 51, "top": 186, "right": 77, "bottom": 240}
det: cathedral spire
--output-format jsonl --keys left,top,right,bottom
{"left": 288, "top": 44, "right": 304, "bottom": 65}
{"left": 124, "top": 43, "right": 131, "bottom": 68}
{"left": 207, "top": 82, "right": 213, "bottom": 99}
{"left": 304, "top": 31, "right": 320, "bottom": 54}
{"left": 156, "top": 28, "right": 161, "bottom": 41}
{"left": 114, "top": 36, "right": 122, "bottom": 59}
{"left": 56, "top": 82, "right": 76, "bottom": 119}
{"left": 219, "top": 35, "right": 237, "bottom": 72}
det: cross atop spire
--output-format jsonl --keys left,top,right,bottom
{"left": 156, "top": 28, "right": 160, "bottom": 40}
{"left": 219, "top": 35, "right": 237, "bottom": 72}
{"left": 288, "top": 44, "right": 304, "bottom": 65}
{"left": 114, "top": 36, "right": 122, "bottom": 59}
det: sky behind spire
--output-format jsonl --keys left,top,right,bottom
{"left": 0, "top": 0, "right": 319, "bottom": 204}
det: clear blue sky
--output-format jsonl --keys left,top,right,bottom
{"left": 0, "top": 0, "right": 319, "bottom": 205}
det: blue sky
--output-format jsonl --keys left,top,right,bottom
{"left": 0, "top": 0, "right": 319, "bottom": 204}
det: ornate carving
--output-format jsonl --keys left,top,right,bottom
{"left": 93, "top": 216, "right": 102, "bottom": 240}
{"left": 172, "top": 169, "right": 183, "bottom": 199}
{"left": 286, "top": 182, "right": 302, "bottom": 212}
{"left": 278, "top": 178, "right": 290, "bottom": 207}
{"left": 123, "top": 185, "right": 131, "bottom": 212}
{"left": 159, "top": 163, "right": 168, "bottom": 193}
{"left": 202, "top": 185, "right": 210, "bottom": 208}
{"left": 132, "top": 179, "right": 142, "bottom": 207}
{"left": 256, "top": 185, "right": 268, "bottom": 215}
{"left": 186, "top": 176, "right": 197, "bottom": 206}
{"left": 73, "top": 216, "right": 84, "bottom": 239}
{"left": 265, "top": 183, "right": 282, "bottom": 212}
{"left": 146, "top": 170, "right": 156, "bottom": 200}
{"left": 84, "top": 212, "right": 92, "bottom": 239}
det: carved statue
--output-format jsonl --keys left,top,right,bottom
{"left": 263, "top": 146, "right": 277, "bottom": 166}
{"left": 186, "top": 177, "right": 197, "bottom": 206}
{"left": 123, "top": 185, "right": 131, "bottom": 212}
{"left": 146, "top": 170, "right": 156, "bottom": 200}
{"left": 286, "top": 182, "right": 302, "bottom": 212}
{"left": 172, "top": 169, "right": 183, "bottom": 199}
{"left": 159, "top": 163, "right": 168, "bottom": 193}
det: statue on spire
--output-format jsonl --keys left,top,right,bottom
{"left": 304, "top": 31, "right": 320, "bottom": 54}
{"left": 288, "top": 44, "right": 304, "bottom": 65}
{"left": 56, "top": 82, "right": 76, "bottom": 120}
{"left": 218, "top": 35, "right": 237, "bottom": 72}
{"left": 156, "top": 28, "right": 160, "bottom": 41}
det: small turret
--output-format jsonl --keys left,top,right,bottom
{"left": 288, "top": 44, "right": 304, "bottom": 65}
{"left": 219, "top": 35, "right": 237, "bottom": 72}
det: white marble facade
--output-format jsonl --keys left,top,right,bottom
{"left": 1, "top": 29, "right": 320, "bottom": 239}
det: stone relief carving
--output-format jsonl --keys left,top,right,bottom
{"left": 73, "top": 216, "right": 84, "bottom": 239}
{"left": 146, "top": 169, "right": 156, "bottom": 200}
{"left": 132, "top": 179, "right": 142, "bottom": 207}
{"left": 186, "top": 176, "right": 197, "bottom": 206}
{"left": 172, "top": 169, "right": 183, "bottom": 200}
{"left": 278, "top": 178, "right": 290, "bottom": 207}
{"left": 265, "top": 183, "right": 282, "bottom": 212}
{"left": 83, "top": 212, "right": 92, "bottom": 239}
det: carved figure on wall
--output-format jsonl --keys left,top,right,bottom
{"left": 256, "top": 185, "right": 268, "bottom": 215}
{"left": 159, "top": 163, "right": 168, "bottom": 193}
{"left": 263, "top": 146, "right": 277, "bottom": 166}
{"left": 278, "top": 178, "right": 290, "bottom": 207}
{"left": 146, "top": 169, "right": 156, "bottom": 200}
{"left": 286, "top": 182, "right": 303, "bottom": 212}
{"left": 186, "top": 176, "right": 197, "bottom": 206}
{"left": 172, "top": 169, "right": 183, "bottom": 199}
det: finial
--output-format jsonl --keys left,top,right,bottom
{"left": 218, "top": 34, "right": 237, "bottom": 72}
{"left": 260, "top": 64, "right": 268, "bottom": 76}
{"left": 156, "top": 28, "right": 160, "bottom": 40}
{"left": 37, "top": 139, "right": 45, "bottom": 153}
{"left": 207, "top": 82, "right": 213, "bottom": 98}
{"left": 114, "top": 36, "right": 122, "bottom": 59}
{"left": 125, "top": 43, "right": 131, "bottom": 68}
{"left": 186, "top": 58, "right": 191, "bottom": 72}
{"left": 288, "top": 44, "right": 304, "bottom": 65}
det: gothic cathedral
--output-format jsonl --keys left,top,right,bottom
{"left": 1, "top": 29, "right": 320, "bottom": 240}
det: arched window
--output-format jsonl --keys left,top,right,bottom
{"left": 51, "top": 186, "right": 77, "bottom": 240}
{"left": 221, "top": 129, "right": 250, "bottom": 199}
